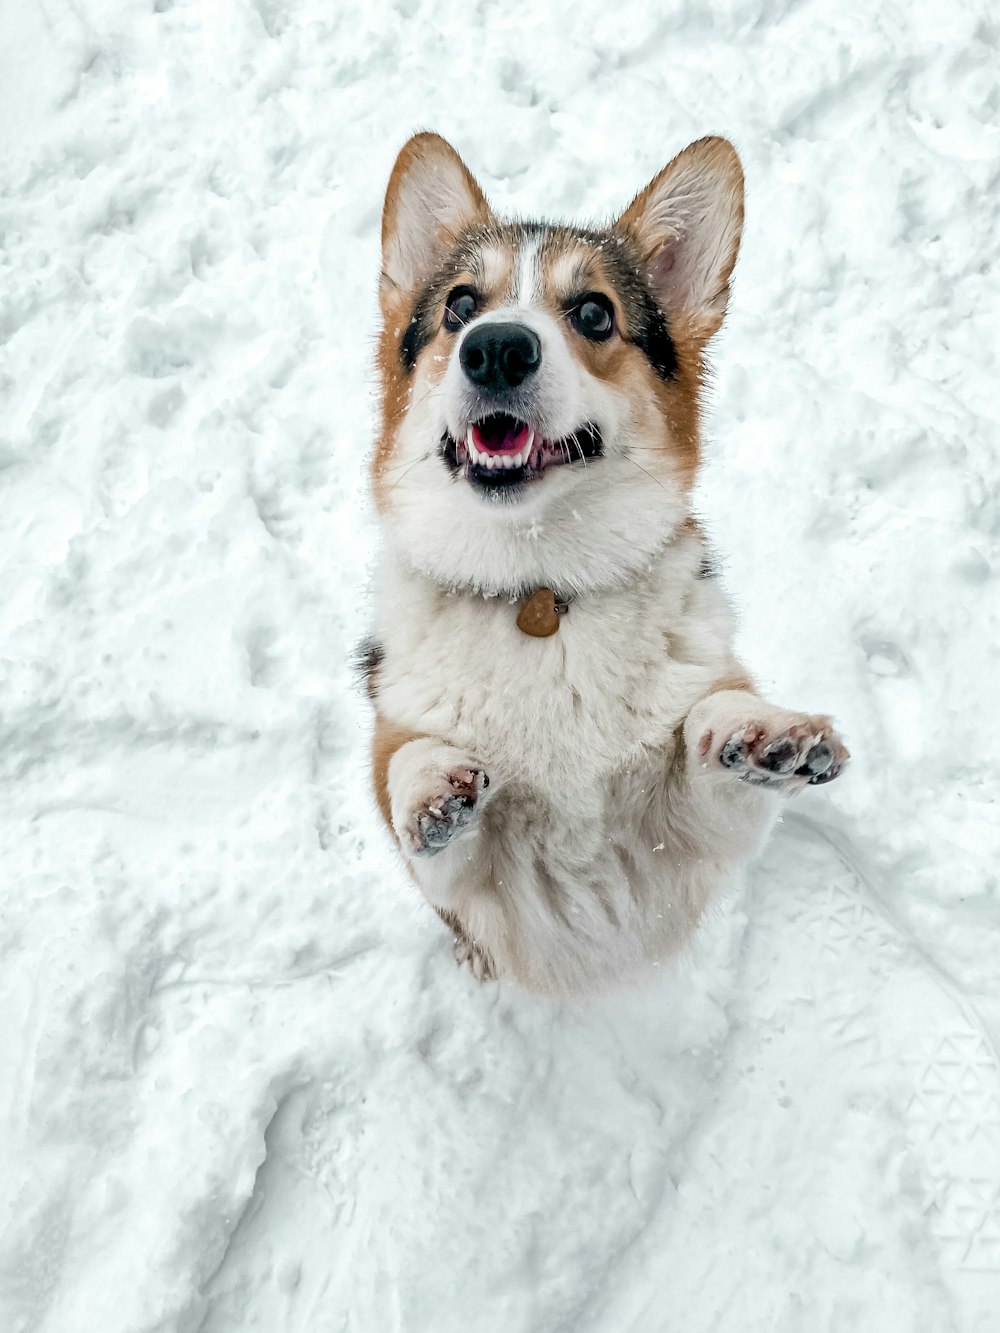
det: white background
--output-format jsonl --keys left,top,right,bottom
{"left": 1, "top": 1, "right": 998, "bottom": 1329}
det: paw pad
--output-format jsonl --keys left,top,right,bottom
{"left": 406, "top": 762, "right": 489, "bottom": 857}
{"left": 719, "top": 719, "right": 848, "bottom": 790}
{"left": 417, "top": 794, "right": 477, "bottom": 851}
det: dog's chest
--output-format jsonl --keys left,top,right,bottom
{"left": 376, "top": 566, "right": 717, "bottom": 786}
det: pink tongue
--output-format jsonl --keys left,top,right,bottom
{"left": 471, "top": 421, "right": 532, "bottom": 455}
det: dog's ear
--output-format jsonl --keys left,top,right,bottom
{"left": 381, "top": 133, "right": 491, "bottom": 302}
{"left": 614, "top": 137, "right": 744, "bottom": 343}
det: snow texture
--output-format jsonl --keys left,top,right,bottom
{"left": 1, "top": 2, "right": 998, "bottom": 1330}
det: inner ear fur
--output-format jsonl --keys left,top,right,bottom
{"left": 381, "top": 132, "right": 492, "bottom": 308}
{"left": 613, "top": 137, "right": 744, "bottom": 344}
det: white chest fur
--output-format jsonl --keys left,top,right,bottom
{"left": 374, "top": 533, "right": 736, "bottom": 793}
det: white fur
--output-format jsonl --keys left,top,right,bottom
{"left": 376, "top": 531, "right": 785, "bottom": 994}
{"left": 513, "top": 234, "right": 541, "bottom": 305}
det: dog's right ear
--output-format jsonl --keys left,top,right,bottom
{"left": 381, "top": 133, "right": 491, "bottom": 302}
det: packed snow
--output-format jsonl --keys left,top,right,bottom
{"left": 1, "top": 1, "right": 998, "bottom": 1329}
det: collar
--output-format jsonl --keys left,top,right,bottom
{"left": 423, "top": 570, "right": 575, "bottom": 637}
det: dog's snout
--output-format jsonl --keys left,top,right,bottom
{"left": 460, "top": 323, "right": 541, "bottom": 394}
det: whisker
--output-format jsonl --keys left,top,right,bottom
{"left": 623, "top": 453, "right": 668, "bottom": 491}
{"left": 403, "top": 377, "right": 440, "bottom": 416}
{"left": 377, "top": 449, "right": 433, "bottom": 476}
{"left": 385, "top": 452, "right": 433, "bottom": 492}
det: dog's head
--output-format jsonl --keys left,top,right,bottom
{"left": 374, "top": 133, "right": 743, "bottom": 596}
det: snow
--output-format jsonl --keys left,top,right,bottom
{"left": 1, "top": 1, "right": 998, "bottom": 1329}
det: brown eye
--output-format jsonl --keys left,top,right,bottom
{"left": 569, "top": 293, "right": 614, "bottom": 341}
{"left": 444, "top": 287, "right": 479, "bottom": 332}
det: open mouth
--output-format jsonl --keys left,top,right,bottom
{"left": 441, "top": 413, "right": 603, "bottom": 496}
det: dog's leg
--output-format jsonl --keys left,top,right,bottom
{"left": 386, "top": 736, "right": 491, "bottom": 858}
{"left": 373, "top": 717, "right": 492, "bottom": 857}
{"left": 657, "top": 687, "right": 849, "bottom": 873}
{"left": 373, "top": 718, "right": 498, "bottom": 976}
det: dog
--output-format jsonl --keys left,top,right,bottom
{"left": 362, "top": 131, "right": 849, "bottom": 994}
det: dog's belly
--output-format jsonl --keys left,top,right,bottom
{"left": 443, "top": 769, "right": 722, "bottom": 992}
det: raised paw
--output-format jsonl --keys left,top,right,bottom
{"left": 398, "top": 760, "right": 490, "bottom": 857}
{"left": 707, "top": 716, "right": 849, "bottom": 792}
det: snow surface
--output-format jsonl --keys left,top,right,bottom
{"left": 1, "top": 1, "right": 999, "bottom": 1329}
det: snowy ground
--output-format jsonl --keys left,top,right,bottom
{"left": 1, "top": 1, "right": 999, "bottom": 1329}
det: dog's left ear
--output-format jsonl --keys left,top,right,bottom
{"left": 381, "top": 132, "right": 491, "bottom": 303}
{"left": 614, "top": 137, "right": 744, "bottom": 343}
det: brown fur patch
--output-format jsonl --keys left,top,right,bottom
{"left": 371, "top": 714, "right": 424, "bottom": 831}
{"left": 709, "top": 670, "right": 758, "bottom": 697}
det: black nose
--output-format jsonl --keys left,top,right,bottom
{"left": 460, "top": 322, "right": 541, "bottom": 393}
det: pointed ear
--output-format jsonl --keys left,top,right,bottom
{"left": 381, "top": 133, "right": 491, "bottom": 301}
{"left": 613, "top": 137, "right": 744, "bottom": 342}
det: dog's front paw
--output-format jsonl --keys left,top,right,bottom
{"left": 394, "top": 757, "right": 490, "bottom": 857}
{"left": 705, "top": 716, "right": 849, "bottom": 791}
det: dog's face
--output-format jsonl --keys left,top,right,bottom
{"left": 374, "top": 134, "right": 744, "bottom": 596}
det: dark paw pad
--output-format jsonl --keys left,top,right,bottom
{"left": 758, "top": 736, "right": 801, "bottom": 774}
{"left": 798, "top": 741, "right": 844, "bottom": 785}
{"left": 415, "top": 794, "right": 477, "bottom": 854}
{"left": 719, "top": 719, "right": 849, "bottom": 792}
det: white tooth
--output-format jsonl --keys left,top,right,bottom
{"left": 500, "top": 455, "right": 513, "bottom": 470}
{"left": 513, "top": 450, "right": 524, "bottom": 467}
{"left": 485, "top": 455, "right": 496, "bottom": 470}
{"left": 466, "top": 425, "right": 475, "bottom": 448}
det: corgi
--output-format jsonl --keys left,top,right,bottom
{"left": 362, "top": 132, "right": 848, "bottom": 994}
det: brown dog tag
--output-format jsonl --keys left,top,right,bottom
{"left": 516, "top": 588, "right": 562, "bottom": 637}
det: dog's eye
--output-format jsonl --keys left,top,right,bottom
{"left": 443, "top": 287, "right": 479, "bottom": 332}
{"left": 569, "top": 293, "right": 615, "bottom": 341}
